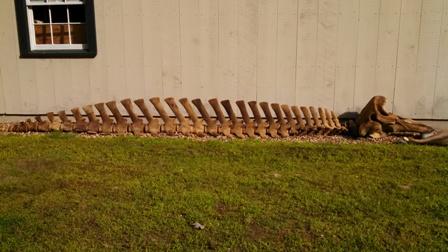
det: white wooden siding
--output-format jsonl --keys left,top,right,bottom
{"left": 1, "top": 0, "right": 448, "bottom": 119}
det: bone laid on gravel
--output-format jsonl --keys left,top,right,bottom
{"left": 0, "top": 96, "right": 438, "bottom": 144}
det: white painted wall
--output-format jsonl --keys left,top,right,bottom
{"left": 0, "top": 0, "right": 447, "bottom": 119}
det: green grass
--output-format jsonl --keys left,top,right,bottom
{"left": 0, "top": 134, "right": 447, "bottom": 251}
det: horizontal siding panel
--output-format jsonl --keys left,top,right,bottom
{"left": 0, "top": 0, "right": 446, "bottom": 119}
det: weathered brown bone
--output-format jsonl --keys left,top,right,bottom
{"left": 46, "top": 112, "right": 61, "bottom": 131}
{"left": 1, "top": 96, "right": 350, "bottom": 139}
{"left": 259, "top": 102, "right": 279, "bottom": 138}
{"left": 70, "top": 107, "right": 88, "bottom": 133}
{"left": 357, "top": 96, "right": 433, "bottom": 138}
{"left": 27, "top": 118, "right": 39, "bottom": 132}
{"left": 408, "top": 130, "right": 448, "bottom": 146}
{"left": 20, "top": 121, "right": 29, "bottom": 132}
{"left": 325, "top": 108, "right": 339, "bottom": 135}
{"left": 209, "top": 98, "right": 232, "bottom": 137}
{"left": 58, "top": 110, "right": 74, "bottom": 132}
{"left": 34, "top": 115, "right": 50, "bottom": 132}
{"left": 300, "top": 106, "right": 316, "bottom": 134}
{"left": 309, "top": 106, "right": 324, "bottom": 135}
{"left": 221, "top": 100, "right": 244, "bottom": 138}
{"left": 82, "top": 105, "right": 101, "bottom": 134}
{"left": 179, "top": 98, "right": 205, "bottom": 137}
{"left": 134, "top": 99, "right": 160, "bottom": 135}
{"left": 291, "top": 106, "right": 307, "bottom": 134}
{"left": 165, "top": 97, "right": 192, "bottom": 136}
{"left": 281, "top": 105, "right": 298, "bottom": 136}
{"left": 324, "top": 108, "right": 336, "bottom": 129}
{"left": 236, "top": 100, "right": 256, "bottom": 138}
{"left": 150, "top": 97, "right": 176, "bottom": 135}
{"left": 94, "top": 102, "right": 114, "bottom": 134}
{"left": 318, "top": 107, "right": 332, "bottom": 135}
{"left": 248, "top": 101, "right": 267, "bottom": 138}
{"left": 191, "top": 98, "right": 218, "bottom": 136}
{"left": 11, "top": 121, "right": 28, "bottom": 132}
{"left": 106, "top": 101, "right": 128, "bottom": 134}
{"left": 0, "top": 122, "right": 11, "bottom": 132}
{"left": 331, "top": 111, "right": 343, "bottom": 130}
{"left": 121, "top": 98, "right": 144, "bottom": 136}
{"left": 271, "top": 103, "right": 289, "bottom": 138}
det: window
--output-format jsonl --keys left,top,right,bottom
{"left": 15, "top": 0, "right": 97, "bottom": 58}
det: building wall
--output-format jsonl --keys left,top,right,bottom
{"left": 0, "top": 0, "right": 447, "bottom": 119}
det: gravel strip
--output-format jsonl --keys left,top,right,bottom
{"left": 0, "top": 132, "right": 405, "bottom": 144}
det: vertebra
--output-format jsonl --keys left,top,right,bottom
{"left": 0, "top": 97, "right": 347, "bottom": 138}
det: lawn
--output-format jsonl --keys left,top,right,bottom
{"left": 0, "top": 134, "right": 447, "bottom": 251}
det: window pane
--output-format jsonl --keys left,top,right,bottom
{"left": 50, "top": 6, "right": 68, "bottom": 23}
{"left": 52, "top": 24, "right": 70, "bottom": 44}
{"left": 32, "top": 6, "right": 50, "bottom": 23}
{"left": 70, "top": 24, "right": 86, "bottom": 44}
{"left": 34, "top": 24, "right": 52, "bottom": 44}
{"left": 68, "top": 5, "right": 86, "bottom": 23}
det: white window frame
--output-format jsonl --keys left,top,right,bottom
{"left": 25, "top": 0, "right": 88, "bottom": 51}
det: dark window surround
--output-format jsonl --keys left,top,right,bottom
{"left": 14, "top": 0, "right": 97, "bottom": 58}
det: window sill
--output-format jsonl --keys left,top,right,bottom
{"left": 19, "top": 49, "right": 97, "bottom": 58}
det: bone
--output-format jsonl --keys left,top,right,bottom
{"left": 328, "top": 109, "right": 343, "bottom": 134}
{"left": 324, "top": 108, "right": 336, "bottom": 134}
{"left": 236, "top": 100, "right": 256, "bottom": 138}
{"left": 356, "top": 96, "right": 433, "bottom": 137}
{"left": 45, "top": 112, "right": 61, "bottom": 131}
{"left": 248, "top": 101, "right": 267, "bottom": 138}
{"left": 0, "top": 122, "right": 10, "bottom": 132}
{"left": 259, "top": 102, "right": 278, "bottom": 138}
{"left": 57, "top": 110, "right": 71, "bottom": 123}
{"left": 281, "top": 105, "right": 298, "bottom": 135}
{"left": 120, "top": 98, "right": 144, "bottom": 136}
{"left": 149, "top": 97, "right": 176, "bottom": 135}
{"left": 209, "top": 98, "right": 231, "bottom": 137}
{"left": 324, "top": 108, "right": 335, "bottom": 128}
{"left": 26, "top": 118, "right": 38, "bottom": 132}
{"left": 34, "top": 115, "right": 50, "bottom": 132}
{"left": 208, "top": 98, "right": 226, "bottom": 124}
{"left": 94, "top": 103, "right": 112, "bottom": 124}
{"left": 310, "top": 106, "right": 325, "bottom": 135}
{"left": 318, "top": 107, "right": 332, "bottom": 135}
{"left": 179, "top": 98, "right": 205, "bottom": 136}
{"left": 11, "top": 121, "right": 27, "bottom": 132}
{"left": 191, "top": 98, "right": 218, "bottom": 136}
{"left": 331, "top": 110, "right": 343, "bottom": 130}
{"left": 81, "top": 105, "right": 101, "bottom": 134}
{"left": 165, "top": 97, "right": 192, "bottom": 136}
{"left": 58, "top": 110, "right": 74, "bottom": 132}
{"left": 300, "top": 106, "right": 316, "bottom": 133}
{"left": 105, "top": 101, "right": 125, "bottom": 123}
{"left": 309, "top": 107, "right": 322, "bottom": 128}
{"left": 70, "top": 107, "right": 88, "bottom": 133}
{"left": 120, "top": 99, "right": 141, "bottom": 123}
{"left": 221, "top": 100, "right": 244, "bottom": 138}
{"left": 46, "top": 112, "right": 55, "bottom": 123}
{"left": 82, "top": 105, "right": 99, "bottom": 123}
{"left": 271, "top": 103, "right": 289, "bottom": 138}
{"left": 134, "top": 99, "right": 160, "bottom": 135}
{"left": 291, "top": 106, "right": 306, "bottom": 133}
{"left": 106, "top": 101, "right": 128, "bottom": 134}
{"left": 71, "top": 108, "right": 85, "bottom": 123}
{"left": 134, "top": 99, "right": 153, "bottom": 122}
{"left": 94, "top": 103, "right": 113, "bottom": 134}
